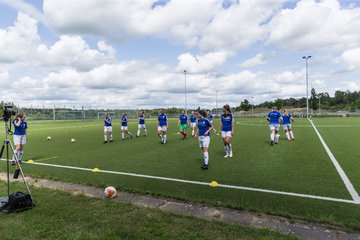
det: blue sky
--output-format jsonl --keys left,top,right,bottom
{"left": 1, "top": 0, "right": 360, "bottom": 109}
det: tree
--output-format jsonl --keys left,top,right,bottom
{"left": 240, "top": 99, "right": 251, "bottom": 111}
{"left": 274, "top": 99, "right": 283, "bottom": 110}
{"left": 310, "top": 88, "right": 318, "bottom": 110}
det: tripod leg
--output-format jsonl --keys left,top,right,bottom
{"left": 0, "top": 144, "right": 4, "bottom": 158}
{"left": 7, "top": 141, "right": 33, "bottom": 200}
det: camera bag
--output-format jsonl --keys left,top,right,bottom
{"left": 0, "top": 191, "right": 33, "bottom": 213}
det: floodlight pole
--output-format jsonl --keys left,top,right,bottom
{"left": 318, "top": 95, "right": 321, "bottom": 115}
{"left": 184, "top": 70, "right": 187, "bottom": 116}
{"left": 251, "top": 96, "right": 254, "bottom": 117}
{"left": 302, "top": 56, "right": 311, "bottom": 118}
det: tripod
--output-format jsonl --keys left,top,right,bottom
{"left": 0, "top": 118, "right": 33, "bottom": 209}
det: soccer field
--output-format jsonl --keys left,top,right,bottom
{"left": 1, "top": 117, "right": 360, "bottom": 229}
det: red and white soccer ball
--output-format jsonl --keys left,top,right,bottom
{"left": 104, "top": 186, "right": 117, "bottom": 199}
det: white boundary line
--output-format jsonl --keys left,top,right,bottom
{"left": 0, "top": 158, "right": 358, "bottom": 205}
{"left": 308, "top": 118, "right": 360, "bottom": 203}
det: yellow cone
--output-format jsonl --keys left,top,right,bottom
{"left": 92, "top": 168, "right": 100, "bottom": 172}
{"left": 27, "top": 159, "right": 34, "bottom": 163}
{"left": 210, "top": 181, "right": 219, "bottom": 187}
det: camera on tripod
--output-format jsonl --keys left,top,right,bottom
{"left": 2, "top": 105, "right": 16, "bottom": 122}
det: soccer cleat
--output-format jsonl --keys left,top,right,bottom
{"left": 275, "top": 142, "right": 278, "bottom": 144}
{"left": 270, "top": 141, "right": 274, "bottom": 146}
{"left": 110, "top": 140, "right": 113, "bottom": 142}
{"left": 103, "top": 141, "right": 107, "bottom": 144}
{"left": 11, "top": 161, "right": 15, "bottom": 165}
{"left": 229, "top": 152, "right": 233, "bottom": 158}
{"left": 136, "top": 135, "right": 139, "bottom": 137}
{"left": 224, "top": 154, "right": 229, "bottom": 158}
{"left": 201, "top": 164, "right": 208, "bottom": 170}
{"left": 130, "top": 134, "right": 133, "bottom": 139}
{"left": 122, "top": 138, "right": 125, "bottom": 141}
{"left": 292, "top": 138, "right": 295, "bottom": 141}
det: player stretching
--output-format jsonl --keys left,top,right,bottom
{"left": 136, "top": 110, "right": 147, "bottom": 137}
{"left": 103, "top": 113, "right": 113, "bottom": 143}
{"left": 220, "top": 104, "right": 234, "bottom": 158}
{"left": 157, "top": 109, "right": 168, "bottom": 144}
{"left": 121, "top": 113, "right": 133, "bottom": 140}
{"left": 178, "top": 110, "right": 188, "bottom": 140}
{"left": 196, "top": 110, "right": 213, "bottom": 169}
{"left": 206, "top": 110, "right": 217, "bottom": 133}
{"left": 189, "top": 111, "right": 197, "bottom": 137}
{"left": 266, "top": 107, "right": 281, "bottom": 145}
{"left": 281, "top": 109, "right": 295, "bottom": 141}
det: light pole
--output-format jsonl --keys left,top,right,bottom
{"left": 251, "top": 96, "right": 254, "bottom": 117}
{"left": 318, "top": 95, "right": 321, "bottom": 115}
{"left": 302, "top": 56, "right": 311, "bottom": 118}
{"left": 184, "top": 70, "right": 187, "bottom": 116}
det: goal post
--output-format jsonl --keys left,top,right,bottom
{"left": 98, "top": 112, "right": 116, "bottom": 120}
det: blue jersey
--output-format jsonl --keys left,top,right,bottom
{"left": 208, "top": 114, "right": 214, "bottom": 121}
{"left": 179, "top": 114, "right": 188, "bottom": 125}
{"left": 268, "top": 111, "right": 281, "bottom": 124}
{"left": 139, "top": 114, "right": 145, "bottom": 124}
{"left": 121, "top": 116, "right": 128, "bottom": 126}
{"left": 198, "top": 118, "right": 212, "bottom": 136}
{"left": 13, "top": 119, "right": 27, "bottom": 135}
{"left": 104, "top": 117, "right": 112, "bottom": 126}
{"left": 221, "top": 113, "right": 234, "bottom": 131}
{"left": 190, "top": 115, "right": 196, "bottom": 123}
{"left": 158, "top": 113, "right": 167, "bottom": 126}
{"left": 282, "top": 114, "right": 292, "bottom": 125}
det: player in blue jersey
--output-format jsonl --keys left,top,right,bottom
{"left": 206, "top": 110, "right": 217, "bottom": 133}
{"left": 121, "top": 113, "right": 133, "bottom": 140}
{"left": 136, "top": 110, "right": 147, "bottom": 137}
{"left": 189, "top": 111, "right": 197, "bottom": 137}
{"left": 103, "top": 113, "right": 113, "bottom": 143}
{"left": 178, "top": 110, "right": 188, "bottom": 140}
{"left": 157, "top": 109, "right": 168, "bottom": 144}
{"left": 12, "top": 113, "right": 27, "bottom": 164}
{"left": 266, "top": 107, "right": 281, "bottom": 145}
{"left": 196, "top": 110, "right": 213, "bottom": 169}
{"left": 281, "top": 109, "right": 295, "bottom": 141}
{"left": 220, "top": 104, "right": 235, "bottom": 158}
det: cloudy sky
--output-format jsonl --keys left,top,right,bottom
{"left": 1, "top": 0, "right": 360, "bottom": 109}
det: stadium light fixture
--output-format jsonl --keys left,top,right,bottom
{"left": 302, "top": 56, "right": 311, "bottom": 118}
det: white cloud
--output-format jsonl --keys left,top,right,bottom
{"left": 36, "top": 35, "right": 116, "bottom": 71}
{"left": 199, "top": 1, "right": 285, "bottom": 52}
{"left": 0, "top": 12, "right": 39, "bottom": 62}
{"left": 176, "top": 51, "right": 231, "bottom": 73}
{"left": 238, "top": 51, "right": 276, "bottom": 68}
{"left": 338, "top": 48, "right": 360, "bottom": 71}
{"left": 342, "top": 81, "right": 360, "bottom": 92}
{"left": 268, "top": 0, "right": 360, "bottom": 51}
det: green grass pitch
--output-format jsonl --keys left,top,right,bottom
{"left": 1, "top": 117, "right": 360, "bottom": 229}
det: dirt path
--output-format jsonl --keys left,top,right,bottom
{"left": 1, "top": 172, "right": 359, "bottom": 240}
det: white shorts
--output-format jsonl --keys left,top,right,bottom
{"left": 190, "top": 122, "right": 196, "bottom": 128}
{"left": 138, "top": 124, "right": 146, "bottom": 129}
{"left": 157, "top": 126, "right": 167, "bottom": 132}
{"left": 221, "top": 131, "right": 232, "bottom": 138}
{"left": 269, "top": 124, "right": 280, "bottom": 131}
{"left": 13, "top": 135, "right": 26, "bottom": 145}
{"left": 104, "top": 126, "right": 112, "bottom": 133}
{"left": 282, "top": 124, "right": 292, "bottom": 130}
{"left": 121, "top": 126, "right": 128, "bottom": 131}
{"left": 198, "top": 136, "right": 210, "bottom": 148}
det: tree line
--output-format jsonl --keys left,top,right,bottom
{"left": 237, "top": 89, "right": 360, "bottom": 112}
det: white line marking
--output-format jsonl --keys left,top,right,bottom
{"left": 308, "top": 119, "right": 360, "bottom": 203}
{"left": 0, "top": 158, "right": 358, "bottom": 205}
